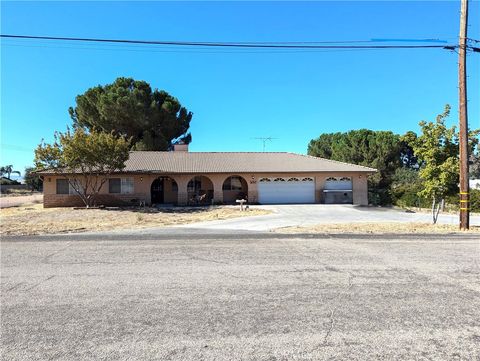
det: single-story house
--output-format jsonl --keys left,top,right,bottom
{"left": 39, "top": 144, "right": 376, "bottom": 208}
{"left": 470, "top": 179, "right": 480, "bottom": 190}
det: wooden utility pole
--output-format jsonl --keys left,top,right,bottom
{"left": 458, "top": 0, "right": 469, "bottom": 230}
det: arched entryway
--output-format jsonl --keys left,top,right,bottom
{"left": 187, "top": 176, "right": 214, "bottom": 205}
{"left": 151, "top": 177, "right": 178, "bottom": 205}
{"left": 222, "top": 175, "right": 248, "bottom": 204}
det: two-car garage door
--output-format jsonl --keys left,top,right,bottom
{"left": 258, "top": 177, "right": 315, "bottom": 204}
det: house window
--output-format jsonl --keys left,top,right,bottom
{"left": 69, "top": 179, "right": 81, "bottom": 195}
{"left": 109, "top": 178, "right": 134, "bottom": 194}
{"left": 223, "top": 176, "right": 243, "bottom": 191}
{"left": 121, "top": 178, "right": 134, "bottom": 194}
{"left": 109, "top": 178, "right": 121, "bottom": 193}
{"left": 56, "top": 179, "right": 69, "bottom": 194}
{"left": 259, "top": 178, "right": 271, "bottom": 182}
{"left": 171, "top": 180, "right": 178, "bottom": 192}
{"left": 56, "top": 179, "right": 80, "bottom": 195}
{"left": 187, "top": 178, "right": 201, "bottom": 192}
{"left": 273, "top": 178, "right": 286, "bottom": 182}
{"left": 287, "top": 177, "right": 300, "bottom": 182}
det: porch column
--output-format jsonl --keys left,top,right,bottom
{"left": 173, "top": 175, "right": 189, "bottom": 206}
{"left": 210, "top": 175, "right": 224, "bottom": 205}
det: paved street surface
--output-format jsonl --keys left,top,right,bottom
{"left": 175, "top": 204, "right": 480, "bottom": 232}
{"left": 1, "top": 233, "right": 480, "bottom": 360}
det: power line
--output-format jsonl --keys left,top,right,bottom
{"left": 2, "top": 42, "right": 407, "bottom": 54}
{"left": 371, "top": 38, "right": 448, "bottom": 43}
{"left": 0, "top": 34, "right": 463, "bottom": 50}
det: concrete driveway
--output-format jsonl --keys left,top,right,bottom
{"left": 176, "top": 204, "right": 480, "bottom": 231}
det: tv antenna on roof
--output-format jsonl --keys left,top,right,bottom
{"left": 253, "top": 137, "right": 278, "bottom": 152}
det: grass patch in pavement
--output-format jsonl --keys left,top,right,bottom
{"left": 0, "top": 204, "right": 270, "bottom": 236}
{"left": 277, "top": 222, "right": 480, "bottom": 234}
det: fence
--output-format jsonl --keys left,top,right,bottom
{"left": 0, "top": 184, "right": 29, "bottom": 193}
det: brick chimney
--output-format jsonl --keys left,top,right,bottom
{"left": 173, "top": 143, "right": 188, "bottom": 152}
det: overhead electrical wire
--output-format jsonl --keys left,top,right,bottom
{"left": 0, "top": 34, "right": 468, "bottom": 51}
{"left": 3, "top": 42, "right": 397, "bottom": 54}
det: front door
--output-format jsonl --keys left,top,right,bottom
{"left": 151, "top": 178, "right": 164, "bottom": 204}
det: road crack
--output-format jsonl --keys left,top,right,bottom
{"left": 6, "top": 282, "right": 25, "bottom": 292}
{"left": 322, "top": 272, "right": 354, "bottom": 346}
{"left": 24, "top": 275, "right": 55, "bottom": 291}
{"left": 42, "top": 242, "right": 72, "bottom": 264}
{"left": 279, "top": 239, "right": 356, "bottom": 347}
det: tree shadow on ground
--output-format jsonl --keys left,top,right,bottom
{"left": 351, "top": 205, "right": 395, "bottom": 212}
{"left": 101, "top": 205, "right": 218, "bottom": 215}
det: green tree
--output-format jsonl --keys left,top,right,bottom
{"left": 34, "top": 128, "right": 130, "bottom": 207}
{"left": 24, "top": 167, "right": 43, "bottom": 191}
{"left": 407, "top": 105, "right": 479, "bottom": 223}
{"left": 390, "top": 167, "right": 428, "bottom": 208}
{"left": 307, "top": 132, "right": 343, "bottom": 160}
{"left": 0, "top": 165, "right": 21, "bottom": 179}
{"left": 308, "top": 129, "right": 406, "bottom": 205}
{"left": 68, "top": 77, "right": 193, "bottom": 151}
{"left": 399, "top": 131, "right": 419, "bottom": 168}
{"left": 469, "top": 145, "right": 480, "bottom": 179}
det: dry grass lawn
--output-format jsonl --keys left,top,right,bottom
{"left": 0, "top": 189, "right": 42, "bottom": 197}
{"left": 278, "top": 222, "right": 480, "bottom": 234}
{"left": 0, "top": 204, "right": 270, "bottom": 236}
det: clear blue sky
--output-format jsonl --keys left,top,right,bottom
{"left": 1, "top": 1, "right": 479, "bottom": 175}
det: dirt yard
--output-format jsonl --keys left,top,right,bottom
{"left": 0, "top": 204, "right": 270, "bottom": 236}
{"left": 0, "top": 194, "right": 43, "bottom": 208}
{"left": 0, "top": 189, "right": 42, "bottom": 197}
{"left": 278, "top": 222, "right": 480, "bottom": 234}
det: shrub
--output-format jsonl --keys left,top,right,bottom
{"left": 469, "top": 189, "right": 480, "bottom": 212}
{"left": 368, "top": 187, "right": 392, "bottom": 206}
{"left": 390, "top": 168, "right": 429, "bottom": 208}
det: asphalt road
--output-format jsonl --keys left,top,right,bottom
{"left": 1, "top": 232, "right": 480, "bottom": 360}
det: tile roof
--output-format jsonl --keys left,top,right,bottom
{"left": 121, "top": 151, "right": 376, "bottom": 173}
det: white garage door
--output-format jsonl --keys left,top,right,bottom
{"left": 258, "top": 177, "right": 315, "bottom": 204}
{"left": 324, "top": 177, "right": 353, "bottom": 204}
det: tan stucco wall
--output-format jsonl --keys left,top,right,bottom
{"left": 163, "top": 178, "right": 178, "bottom": 204}
{"left": 42, "top": 172, "right": 371, "bottom": 207}
{"left": 222, "top": 176, "right": 248, "bottom": 204}
{"left": 352, "top": 174, "right": 369, "bottom": 206}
